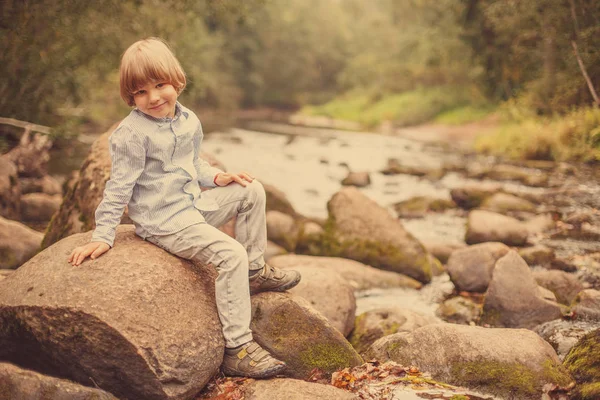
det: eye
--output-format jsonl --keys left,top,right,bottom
{"left": 156, "top": 83, "right": 164, "bottom": 88}
{"left": 134, "top": 90, "right": 146, "bottom": 96}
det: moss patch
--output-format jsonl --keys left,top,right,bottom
{"left": 564, "top": 329, "right": 600, "bottom": 399}
{"left": 298, "top": 343, "right": 362, "bottom": 374}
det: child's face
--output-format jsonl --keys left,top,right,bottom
{"left": 133, "top": 81, "right": 178, "bottom": 119}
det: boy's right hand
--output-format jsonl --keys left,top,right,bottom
{"left": 68, "top": 242, "right": 111, "bottom": 266}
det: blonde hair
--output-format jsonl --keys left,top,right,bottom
{"left": 119, "top": 38, "right": 187, "bottom": 106}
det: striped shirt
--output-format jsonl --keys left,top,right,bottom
{"left": 91, "top": 102, "right": 223, "bottom": 246}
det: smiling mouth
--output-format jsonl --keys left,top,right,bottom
{"left": 150, "top": 102, "right": 166, "bottom": 110}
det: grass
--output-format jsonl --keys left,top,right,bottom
{"left": 301, "top": 86, "right": 489, "bottom": 128}
{"left": 475, "top": 106, "right": 600, "bottom": 162}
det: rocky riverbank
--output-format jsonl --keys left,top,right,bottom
{"left": 0, "top": 120, "right": 599, "bottom": 399}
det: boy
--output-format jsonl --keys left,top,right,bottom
{"left": 68, "top": 38, "right": 300, "bottom": 379}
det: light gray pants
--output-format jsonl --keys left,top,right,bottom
{"left": 146, "top": 179, "right": 267, "bottom": 347}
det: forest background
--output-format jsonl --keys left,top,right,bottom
{"left": 2, "top": 0, "right": 599, "bottom": 162}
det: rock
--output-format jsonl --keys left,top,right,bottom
{"left": 366, "top": 323, "right": 573, "bottom": 400}
{"left": 480, "top": 192, "right": 536, "bottom": 213}
{"left": 20, "top": 175, "right": 62, "bottom": 196}
{"left": 563, "top": 329, "right": 600, "bottom": 400}
{"left": 380, "top": 159, "right": 438, "bottom": 178}
{"left": 450, "top": 184, "right": 500, "bottom": 209}
{"left": 349, "top": 308, "right": 438, "bottom": 354}
{"left": 469, "top": 164, "right": 549, "bottom": 187}
{"left": 0, "top": 270, "right": 13, "bottom": 281}
{"left": 532, "top": 269, "right": 584, "bottom": 305}
{"left": 5, "top": 130, "right": 52, "bottom": 178}
{"left": 481, "top": 251, "right": 563, "bottom": 328}
{"left": 263, "top": 182, "right": 297, "bottom": 217}
{"left": 393, "top": 196, "right": 456, "bottom": 218}
{"left": 421, "top": 240, "right": 466, "bottom": 264}
{"left": 446, "top": 242, "right": 510, "bottom": 292}
{"left": 465, "top": 210, "right": 529, "bottom": 246}
{"left": 572, "top": 289, "right": 600, "bottom": 321}
{"left": 287, "top": 266, "right": 356, "bottom": 336}
{"left": 250, "top": 292, "right": 363, "bottom": 379}
{"left": 0, "top": 216, "right": 43, "bottom": 269}
{"left": 0, "top": 225, "right": 224, "bottom": 400}
{"left": 341, "top": 172, "right": 370, "bottom": 187}
{"left": 0, "top": 362, "right": 118, "bottom": 399}
{"left": 268, "top": 254, "right": 422, "bottom": 291}
{"left": 42, "top": 127, "right": 225, "bottom": 248}
{"left": 533, "top": 319, "right": 598, "bottom": 360}
{"left": 308, "top": 187, "right": 434, "bottom": 283}
{"left": 20, "top": 193, "right": 62, "bottom": 222}
{"left": 296, "top": 221, "right": 324, "bottom": 249}
{"left": 524, "top": 213, "right": 556, "bottom": 235}
{"left": 265, "top": 240, "right": 287, "bottom": 261}
{"left": 518, "top": 245, "right": 555, "bottom": 266}
{"left": 266, "top": 210, "right": 298, "bottom": 251}
{"left": 244, "top": 378, "right": 358, "bottom": 400}
{"left": 0, "top": 157, "right": 21, "bottom": 220}
{"left": 436, "top": 296, "right": 481, "bottom": 325}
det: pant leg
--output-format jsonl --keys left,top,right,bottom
{"left": 200, "top": 179, "right": 267, "bottom": 272}
{"left": 146, "top": 223, "right": 253, "bottom": 348}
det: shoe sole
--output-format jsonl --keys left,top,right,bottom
{"left": 250, "top": 273, "right": 301, "bottom": 295}
{"left": 222, "top": 362, "right": 286, "bottom": 379}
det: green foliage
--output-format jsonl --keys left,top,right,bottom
{"left": 475, "top": 106, "right": 600, "bottom": 162}
{"left": 434, "top": 105, "right": 495, "bottom": 125}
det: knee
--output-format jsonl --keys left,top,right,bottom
{"left": 246, "top": 179, "right": 266, "bottom": 207}
{"left": 219, "top": 241, "right": 248, "bottom": 272}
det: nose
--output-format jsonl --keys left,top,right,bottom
{"left": 149, "top": 89, "right": 160, "bottom": 103}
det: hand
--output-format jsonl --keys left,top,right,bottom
{"left": 68, "top": 242, "right": 111, "bottom": 266}
{"left": 214, "top": 171, "right": 254, "bottom": 187}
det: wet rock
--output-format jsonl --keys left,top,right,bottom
{"left": 450, "top": 184, "right": 501, "bottom": 210}
{"left": 480, "top": 192, "right": 536, "bottom": 213}
{"left": 534, "top": 319, "right": 598, "bottom": 360}
{"left": 286, "top": 265, "right": 356, "bottom": 336}
{"left": 263, "top": 182, "right": 297, "bottom": 217}
{"left": 250, "top": 292, "right": 363, "bottom": 379}
{"left": 469, "top": 164, "right": 549, "bottom": 187}
{"left": 0, "top": 157, "right": 21, "bottom": 220}
{"left": 572, "top": 289, "right": 600, "bottom": 321}
{"left": 266, "top": 210, "right": 298, "bottom": 251}
{"left": 0, "top": 362, "right": 118, "bottom": 400}
{"left": 20, "top": 175, "right": 62, "bottom": 196}
{"left": 518, "top": 245, "right": 555, "bottom": 266}
{"left": 310, "top": 187, "right": 434, "bottom": 283}
{"left": 0, "top": 225, "right": 224, "bottom": 400}
{"left": 366, "top": 323, "right": 572, "bottom": 400}
{"left": 465, "top": 210, "right": 529, "bottom": 246}
{"left": 532, "top": 269, "right": 584, "bottom": 305}
{"left": 341, "top": 171, "right": 370, "bottom": 187}
{"left": 349, "top": 307, "right": 438, "bottom": 354}
{"left": 481, "top": 251, "right": 563, "bottom": 328}
{"left": 265, "top": 240, "right": 287, "bottom": 261}
{"left": 393, "top": 196, "right": 456, "bottom": 218}
{"left": 269, "top": 254, "right": 422, "bottom": 291}
{"left": 446, "top": 242, "right": 510, "bottom": 293}
{"left": 20, "top": 193, "right": 62, "bottom": 222}
{"left": 0, "top": 216, "right": 43, "bottom": 269}
{"left": 436, "top": 296, "right": 481, "bottom": 325}
{"left": 244, "top": 378, "right": 358, "bottom": 400}
{"left": 563, "top": 329, "right": 600, "bottom": 400}
{"left": 421, "top": 240, "right": 466, "bottom": 264}
{"left": 380, "top": 159, "right": 431, "bottom": 177}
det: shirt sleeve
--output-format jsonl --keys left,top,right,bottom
{"left": 193, "top": 122, "right": 223, "bottom": 187}
{"left": 91, "top": 126, "right": 146, "bottom": 247}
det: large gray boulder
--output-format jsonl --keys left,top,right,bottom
{"left": 0, "top": 216, "right": 43, "bottom": 269}
{"left": 306, "top": 187, "right": 434, "bottom": 283}
{"left": 481, "top": 251, "right": 563, "bottom": 328}
{"left": 446, "top": 242, "right": 510, "bottom": 292}
{"left": 465, "top": 210, "right": 529, "bottom": 246}
{"left": 0, "top": 225, "right": 224, "bottom": 400}
{"left": 286, "top": 265, "right": 356, "bottom": 336}
{"left": 268, "top": 254, "right": 422, "bottom": 290}
{"left": 20, "top": 193, "right": 62, "bottom": 222}
{"left": 251, "top": 293, "right": 363, "bottom": 379}
{"left": 243, "top": 378, "right": 358, "bottom": 400}
{"left": 0, "top": 362, "right": 118, "bottom": 400}
{"left": 366, "top": 323, "right": 573, "bottom": 400}
{"left": 0, "top": 157, "right": 21, "bottom": 220}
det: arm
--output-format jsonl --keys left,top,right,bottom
{"left": 193, "top": 123, "right": 224, "bottom": 187}
{"left": 69, "top": 126, "right": 146, "bottom": 265}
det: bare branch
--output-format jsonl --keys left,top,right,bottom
{"left": 571, "top": 40, "right": 600, "bottom": 107}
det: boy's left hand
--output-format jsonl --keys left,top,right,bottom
{"left": 215, "top": 172, "right": 254, "bottom": 187}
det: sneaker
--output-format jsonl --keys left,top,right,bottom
{"left": 249, "top": 264, "right": 301, "bottom": 295}
{"left": 222, "top": 341, "right": 286, "bottom": 378}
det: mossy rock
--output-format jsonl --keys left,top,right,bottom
{"left": 393, "top": 196, "right": 456, "bottom": 217}
{"left": 250, "top": 292, "right": 363, "bottom": 379}
{"left": 564, "top": 328, "right": 600, "bottom": 400}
